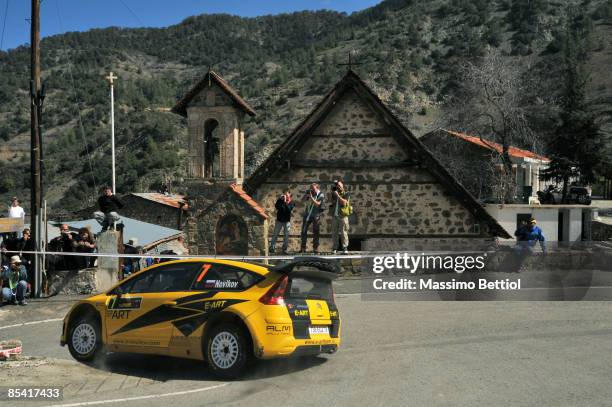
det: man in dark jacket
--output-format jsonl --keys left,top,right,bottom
{"left": 300, "top": 183, "right": 325, "bottom": 254}
{"left": 94, "top": 186, "right": 123, "bottom": 230}
{"left": 49, "top": 224, "right": 77, "bottom": 271}
{"left": 15, "top": 228, "right": 35, "bottom": 286}
{"left": 270, "top": 189, "right": 295, "bottom": 255}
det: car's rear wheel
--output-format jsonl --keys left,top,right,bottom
{"left": 205, "top": 323, "right": 250, "bottom": 379}
{"left": 67, "top": 315, "right": 103, "bottom": 362}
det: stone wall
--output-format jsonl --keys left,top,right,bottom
{"left": 185, "top": 189, "right": 268, "bottom": 256}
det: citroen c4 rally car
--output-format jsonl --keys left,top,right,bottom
{"left": 60, "top": 257, "right": 341, "bottom": 379}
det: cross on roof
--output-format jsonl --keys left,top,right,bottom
{"left": 337, "top": 52, "right": 363, "bottom": 71}
{"left": 106, "top": 71, "right": 118, "bottom": 85}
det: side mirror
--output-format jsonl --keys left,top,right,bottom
{"left": 110, "top": 285, "right": 123, "bottom": 297}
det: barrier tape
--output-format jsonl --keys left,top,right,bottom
{"left": 4, "top": 249, "right": 497, "bottom": 262}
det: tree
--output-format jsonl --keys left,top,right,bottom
{"left": 541, "top": 8, "right": 605, "bottom": 202}
{"left": 445, "top": 49, "right": 537, "bottom": 203}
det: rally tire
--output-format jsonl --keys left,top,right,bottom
{"left": 67, "top": 315, "right": 103, "bottom": 362}
{"left": 205, "top": 322, "right": 251, "bottom": 379}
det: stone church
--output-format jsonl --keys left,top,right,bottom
{"left": 172, "top": 69, "right": 510, "bottom": 256}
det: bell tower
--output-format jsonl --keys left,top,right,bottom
{"left": 172, "top": 70, "right": 256, "bottom": 184}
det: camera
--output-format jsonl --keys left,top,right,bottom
{"left": 332, "top": 180, "right": 340, "bottom": 192}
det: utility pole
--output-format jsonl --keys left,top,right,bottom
{"left": 106, "top": 71, "right": 117, "bottom": 194}
{"left": 29, "top": 0, "right": 43, "bottom": 298}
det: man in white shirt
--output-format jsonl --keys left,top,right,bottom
{"left": 8, "top": 197, "right": 25, "bottom": 220}
{"left": 7, "top": 197, "right": 25, "bottom": 238}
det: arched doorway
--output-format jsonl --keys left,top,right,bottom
{"left": 215, "top": 214, "right": 248, "bottom": 255}
{"left": 204, "top": 118, "right": 220, "bottom": 178}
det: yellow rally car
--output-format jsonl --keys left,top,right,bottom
{"left": 60, "top": 257, "right": 341, "bottom": 378}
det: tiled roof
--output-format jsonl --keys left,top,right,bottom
{"left": 442, "top": 129, "right": 550, "bottom": 162}
{"left": 229, "top": 184, "right": 268, "bottom": 219}
{"left": 131, "top": 193, "right": 189, "bottom": 210}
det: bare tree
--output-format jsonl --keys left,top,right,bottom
{"left": 445, "top": 48, "right": 539, "bottom": 203}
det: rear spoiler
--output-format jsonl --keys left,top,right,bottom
{"left": 269, "top": 257, "right": 341, "bottom": 280}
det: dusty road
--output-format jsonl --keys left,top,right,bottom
{"left": 1, "top": 292, "right": 612, "bottom": 406}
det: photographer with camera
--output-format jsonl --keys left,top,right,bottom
{"left": 300, "top": 183, "right": 325, "bottom": 254}
{"left": 49, "top": 224, "right": 77, "bottom": 271}
{"left": 331, "top": 180, "right": 352, "bottom": 254}
{"left": 1, "top": 255, "right": 28, "bottom": 306}
{"left": 270, "top": 189, "right": 295, "bottom": 255}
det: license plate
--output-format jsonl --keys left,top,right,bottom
{"left": 308, "top": 326, "right": 329, "bottom": 335}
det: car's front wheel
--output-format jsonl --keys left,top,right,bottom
{"left": 67, "top": 315, "right": 103, "bottom": 362}
{"left": 205, "top": 323, "right": 250, "bottom": 379}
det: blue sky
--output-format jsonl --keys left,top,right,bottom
{"left": 0, "top": 0, "right": 381, "bottom": 51}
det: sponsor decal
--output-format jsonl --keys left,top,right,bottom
{"left": 266, "top": 325, "right": 291, "bottom": 335}
{"left": 294, "top": 310, "right": 309, "bottom": 317}
{"left": 106, "top": 310, "right": 131, "bottom": 319}
{"left": 111, "top": 296, "right": 247, "bottom": 337}
{"left": 113, "top": 338, "right": 161, "bottom": 346}
{"left": 202, "top": 280, "right": 240, "bottom": 289}
{"left": 304, "top": 339, "right": 335, "bottom": 345}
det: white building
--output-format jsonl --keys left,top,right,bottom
{"left": 485, "top": 204, "right": 597, "bottom": 244}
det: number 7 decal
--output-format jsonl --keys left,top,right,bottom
{"left": 196, "top": 263, "right": 212, "bottom": 283}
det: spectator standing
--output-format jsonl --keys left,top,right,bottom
{"left": 8, "top": 197, "right": 25, "bottom": 221}
{"left": 300, "top": 183, "right": 325, "bottom": 254}
{"left": 1, "top": 255, "right": 28, "bottom": 305}
{"left": 16, "top": 228, "right": 35, "bottom": 287}
{"left": 330, "top": 180, "right": 352, "bottom": 254}
{"left": 94, "top": 186, "right": 123, "bottom": 230}
{"left": 73, "top": 227, "right": 96, "bottom": 269}
{"left": 8, "top": 197, "right": 25, "bottom": 238}
{"left": 270, "top": 189, "right": 295, "bottom": 255}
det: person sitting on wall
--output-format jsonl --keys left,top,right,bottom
{"left": 94, "top": 186, "right": 124, "bottom": 231}
{"left": 73, "top": 227, "right": 96, "bottom": 269}
{"left": 1, "top": 255, "right": 28, "bottom": 306}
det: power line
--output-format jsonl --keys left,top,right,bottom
{"left": 117, "top": 0, "right": 143, "bottom": 26}
{"left": 55, "top": 0, "right": 98, "bottom": 200}
{"left": 0, "top": 0, "right": 9, "bottom": 51}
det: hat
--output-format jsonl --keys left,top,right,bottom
{"left": 10, "top": 255, "right": 22, "bottom": 264}
{"left": 128, "top": 237, "right": 138, "bottom": 246}
{"left": 529, "top": 218, "right": 537, "bottom": 224}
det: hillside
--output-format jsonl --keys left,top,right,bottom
{"left": 0, "top": 0, "right": 611, "bottom": 214}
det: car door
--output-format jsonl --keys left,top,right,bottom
{"left": 105, "top": 262, "right": 200, "bottom": 351}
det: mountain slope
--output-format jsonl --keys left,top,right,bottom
{"left": 0, "top": 0, "right": 610, "bottom": 213}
